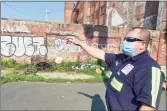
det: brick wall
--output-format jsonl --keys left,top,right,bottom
{"left": 1, "top": 18, "right": 166, "bottom": 65}
{"left": 64, "top": 2, "right": 75, "bottom": 24}
{"left": 70, "top": 1, "right": 105, "bottom": 25}
{"left": 67, "top": 1, "right": 166, "bottom": 31}
{"left": 106, "top": 1, "right": 146, "bottom": 27}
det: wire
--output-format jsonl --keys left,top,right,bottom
{"left": 2, "top": 2, "right": 33, "bottom": 20}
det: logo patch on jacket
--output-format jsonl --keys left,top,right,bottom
{"left": 121, "top": 64, "right": 134, "bottom": 75}
{"left": 116, "top": 61, "right": 119, "bottom": 66}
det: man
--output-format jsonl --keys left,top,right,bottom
{"left": 66, "top": 27, "right": 163, "bottom": 111}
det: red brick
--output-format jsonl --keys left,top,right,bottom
{"left": 163, "top": 9, "right": 166, "bottom": 22}
{"left": 157, "top": 38, "right": 166, "bottom": 65}
{"left": 1, "top": 18, "right": 166, "bottom": 65}
{"left": 150, "top": 40, "right": 159, "bottom": 61}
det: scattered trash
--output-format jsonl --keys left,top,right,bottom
{"left": 72, "top": 63, "right": 92, "bottom": 69}
{"left": 96, "top": 68, "right": 102, "bottom": 74}
{"left": 36, "top": 62, "right": 52, "bottom": 71}
{"left": 90, "top": 65, "right": 99, "bottom": 68}
{"left": 95, "top": 66, "right": 106, "bottom": 74}
{"left": 55, "top": 57, "right": 63, "bottom": 64}
{"left": 72, "top": 63, "right": 106, "bottom": 70}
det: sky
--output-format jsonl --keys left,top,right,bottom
{"left": 1, "top": 2, "right": 65, "bottom": 22}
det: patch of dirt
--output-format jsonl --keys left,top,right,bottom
{"left": 1, "top": 70, "right": 7, "bottom": 76}
{"left": 1, "top": 68, "right": 14, "bottom": 76}
{"left": 36, "top": 72, "right": 94, "bottom": 80}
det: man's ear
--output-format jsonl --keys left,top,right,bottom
{"left": 140, "top": 41, "right": 146, "bottom": 50}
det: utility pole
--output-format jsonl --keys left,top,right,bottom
{"left": 44, "top": 8, "right": 50, "bottom": 21}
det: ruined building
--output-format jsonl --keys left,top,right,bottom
{"left": 65, "top": 1, "right": 166, "bottom": 31}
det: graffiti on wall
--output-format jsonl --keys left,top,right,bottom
{"left": 53, "top": 38, "right": 81, "bottom": 52}
{"left": 46, "top": 36, "right": 81, "bottom": 63}
{"left": 1, "top": 35, "right": 81, "bottom": 58}
{"left": 1, "top": 36, "right": 48, "bottom": 57}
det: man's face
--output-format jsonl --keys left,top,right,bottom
{"left": 122, "top": 30, "right": 146, "bottom": 53}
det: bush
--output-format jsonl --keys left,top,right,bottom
{"left": 1, "top": 58, "right": 17, "bottom": 68}
{"left": 44, "top": 60, "right": 80, "bottom": 72}
{"left": 24, "top": 65, "right": 38, "bottom": 75}
{"left": 88, "top": 59, "right": 106, "bottom": 66}
{"left": 15, "top": 63, "right": 31, "bottom": 70}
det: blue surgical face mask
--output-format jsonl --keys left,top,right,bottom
{"left": 122, "top": 41, "right": 137, "bottom": 57}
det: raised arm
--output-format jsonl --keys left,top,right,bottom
{"left": 66, "top": 37, "right": 105, "bottom": 61}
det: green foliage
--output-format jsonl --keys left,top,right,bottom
{"left": 0, "top": 73, "right": 107, "bottom": 84}
{"left": 1, "top": 58, "right": 32, "bottom": 71}
{"left": 1, "top": 58, "right": 17, "bottom": 68}
{"left": 0, "top": 76, "right": 11, "bottom": 84}
{"left": 45, "top": 59, "right": 106, "bottom": 73}
{"left": 24, "top": 65, "right": 38, "bottom": 75}
{"left": 0, "top": 59, "right": 110, "bottom": 84}
{"left": 88, "top": 59, "right": 106, "bottom": 66}
{"left": 45, "top": 60, "right": 80, "bottom": 72}
{"left": 15, "top": 63, "right": 31, "bottom": 70}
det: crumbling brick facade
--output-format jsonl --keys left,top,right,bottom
{"left": 1, "top": 18, "right": 166, "bottom": 66}
{"left": 64, "top": 2, "right": 75, "bottom": 24}
{"left": 65, "top": 1, "right": 166, "bottom": 31}
{"left": 66, "top": 1, "right": 106, "bottom": 25}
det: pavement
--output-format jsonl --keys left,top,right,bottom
{"left": 1, "top": 82, "right": 166, "bottom": 110}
